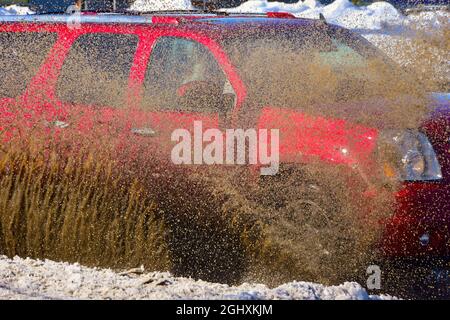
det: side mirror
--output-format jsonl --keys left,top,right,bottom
{"left": 177, "top": 81, "right": 224, "bottom": 113}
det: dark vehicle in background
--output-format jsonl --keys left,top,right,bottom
{"left": 191, "top": 0, "right": 246, "bottom": 9}
{"left": 190, "top": 0, "right": 314, "bottom": 9}
{"left": 28, "top": 0, "right": 132, "bottom": 13}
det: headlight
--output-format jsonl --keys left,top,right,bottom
{"left": 381, "top": 130, "right": 442, "bottom": 181}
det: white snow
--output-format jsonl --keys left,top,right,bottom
{"left": 226, "top": 0, "right": 402, "bottom": 29}
{"left": 0, "top": 5, "right": 34, "bottom": 16}
{"left": 0, "top": 255, "right": 396, "bottom": 300}
{"left": 226, "top": 0, "right": 449, "bottom": 31}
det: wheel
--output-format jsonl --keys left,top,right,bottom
{"left": 249, "top": 165, "right": 384, "bottom": 286}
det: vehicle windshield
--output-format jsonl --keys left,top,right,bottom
{"left": 220, "top": 24, "right": 426, "bottom": 127}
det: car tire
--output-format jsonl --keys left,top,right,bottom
{"left": 249, "top": 165, "right": 382, "bottom": 286}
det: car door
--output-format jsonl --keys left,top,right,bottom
{"left": 136, "top": 35, "right": 238, "bottom": 161}
{"left": 53, "top": 31, "right": 140, "bottom": 138}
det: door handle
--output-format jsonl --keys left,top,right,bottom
{"left": 53, "top": 120, "right": 70, "bottom": 129}
{"left": 131, "top": 127, "right": 157, "bottom": 137}
{"left": 44, "top": 120, "right": 70, "bottom": 129}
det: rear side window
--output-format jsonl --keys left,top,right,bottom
{"left": 0, "top": 32, "right": 57, "bottom": 99}
{"left": 56, "top": 33, "right": 138, "bottom": 108}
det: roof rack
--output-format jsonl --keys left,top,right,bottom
{"left": 33, "top": 8, "right": 293, "bottom": 18}
{"left": 31, "top": 8, "right": 224, "bottom": 15}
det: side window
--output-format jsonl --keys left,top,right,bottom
{"left": 142, "top": 36, "right": 235, "bottom": 113}
{"left": 0, "top": 32, "right": 57, "bottom": 99}
{"left": 56, "top": 33, "right": 138, "bottom": 108}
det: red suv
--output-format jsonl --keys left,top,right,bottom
{"left": 0, "top": 11, "right": 448, "bottom": 292}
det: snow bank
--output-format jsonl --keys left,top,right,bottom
{"left": 405, "top": 9, "right": 449, "bottom": 29}
{"left": 228, "top": 0, "right": 409, "bottom": 30}
{"left": 0, "top": 5, "right": 34, "bottom": 15}
{"left": 130, "top": 0, "right": 193, "bottom": 11}
{"left": 128, "top": 0, "right": 439, "bottom": 32}
{"left": 227, "top": 0, "right": 448, "bottom": 32}
{"left": 0, "top": 256, "right": 396, "bottom": 300}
